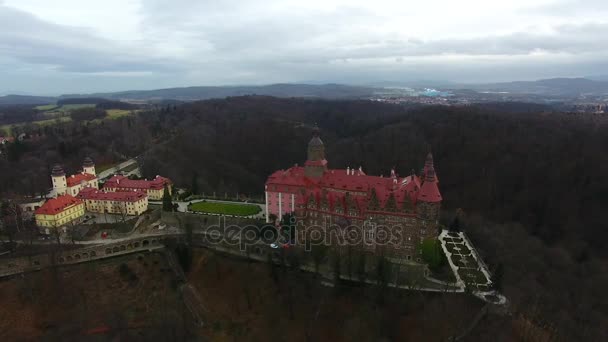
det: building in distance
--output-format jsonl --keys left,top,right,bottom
{"left": 76, "top": 188, "right": 148, "bottom": 216}
{"left": 34, "top": 195, "right": 85, "bottom": 229}
{"left": 103, "top": 175, "right": 172, "bottom": 200}
{"left": 51, "top": 157, "right": 99, "bottom": 197}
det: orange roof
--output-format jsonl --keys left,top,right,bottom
{"left": 66, "top": 172, "right": 96, "bottom": 187}
{"left": 35, "top": 195, "right": 83, "bottom": 215}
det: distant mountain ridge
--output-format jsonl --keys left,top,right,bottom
{"left": 0, "top": 94, "right": 57, "bottom": 105}
{"left": 450, "top": 78, "right": 608, "bottom": 96}
{"left": 60, "top": 83, "right": 377, "bottom": 101}
{"left": 1, "top": 78, "right": 607, "bottom": 105}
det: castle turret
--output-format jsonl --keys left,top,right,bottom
{"left": 82, "top": 157, "right": 96, "bottom": 176}
{"left": 51, "top": 164, "right": 67, "bottom": 196}
{"left": 304, "top": 125, "right": 328, "bottom": 178}
{"left": 417, "top": 156, "right": 442, "bottom": 222}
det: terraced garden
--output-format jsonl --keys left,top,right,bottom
{"left": 439, "top": 231, "right": 492, "bottom": 292}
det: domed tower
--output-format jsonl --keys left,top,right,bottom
{"left": 304, "top": 125, "right": 328, "bottom": 178}
{"left": 51, "top": 164, "right": 67, "bottom": 196}
{"left": 417, "top": 156, "right": 442, "bottom": 222}
{"left": 82, "top": 157, "right": 96, "bottom": 176}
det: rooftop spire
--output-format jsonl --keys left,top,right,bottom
{"left": 425, "top": 152, "right": 434, "bottom": 168}
{"left": 83, "top": 156, "right": 95, "bottom": 167}
{"left": 308, "top": 124, "right": 324, "bottom": 147}
{"left": 418, "top": 167, "right": 442, "bottom": 202}
{"left": 51, "top": 164, "right": 65, "bottom": 177}
{"left": 305, "top": 124, "right": 327, "bottom": 178}
{"left": 312, "top": 123, "right": 320, "bottom": 137}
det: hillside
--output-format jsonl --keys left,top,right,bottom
{"left": 0, "top": 95, "right": 57, "bottom": 106}
{"left": 61, "top": 83, "right": 377, "bottom": 101}
{"left": 0, "top": 253, "right": 187, "bottom": 340}
{"left": 0, "top": 97, "right": 606, "bottom": 340}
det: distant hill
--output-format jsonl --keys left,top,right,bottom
{"left": 0, "top": 95, "right": 57, "bottom": 106}
{"left": 3, "top": 79, "right": 607, "bottom": 105}
{"left": 450, "top": 78, "right": 608, "bottom": 96}
{"left": 60, "top": 83, "right": 377, "bottom": 102}
{"left": 586, "top": 75, "right": 608, "bottom": 82}
{"left": 56, "top": 97, "right": 110, "bottom": 106}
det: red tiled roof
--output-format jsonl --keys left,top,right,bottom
{"left": 66, "top": 172, "right": 97, "bottom": 187}
{"left": 267, "top": 163, "right": 440, "bottom": 215}
{"left": 418, "top": 169, "right": 442, "bottom": 203}
{"left": 77, "top": 187, "right": 147, "bottom": 202}
{"left": 35, "top": 195, "right": 83, "bottom": 215}
{"left": 266, "top": 167, "right": 312, "bottom": 190}
{"left": 104, "top": 175, "right": 171, "bottom": 190}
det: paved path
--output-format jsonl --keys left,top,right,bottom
{"left": 97, "top": 158, "right": 138, "bottom": 180}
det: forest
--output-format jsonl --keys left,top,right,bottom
{"left": 0, "top": 96, "right": 606, "bottom": 340}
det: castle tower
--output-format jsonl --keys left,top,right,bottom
{"left": 51, "top": 164, "right": 67, "bottom": 196}
{"left": 417, "top": 157, "right": 442, "bottom": 222}
{"left": 304, "top": 125, "right": 328, "bottom": 178}
{"left": 82, "top": 157, "right": 96, "bottom": 176}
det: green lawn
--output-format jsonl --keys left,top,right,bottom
{"left": 189, "top": 201, "right": 262, "bottom": 216}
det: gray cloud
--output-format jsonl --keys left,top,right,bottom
{"left": 2, "top": 0, "right": 608, "bottom": 93}
{"left": 0, "top": 4, "right": 179, "bottom": 73}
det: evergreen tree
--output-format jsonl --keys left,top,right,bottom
{"left": 162, "top": 184, "right": 173, "bottom": 211}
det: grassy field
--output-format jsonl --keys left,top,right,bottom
{"left": 59, "top": 103, "right": 96, "bottom": 111}
{"left": 43, "top": 103, "right": 96, "bottom": 116}
{"left": 33, "top": 116, "right": 72, "bottom": 126}
{"left": 1, "top": 105, "right": 136, "bottom": 135}
{"left": 0, "top": 116, "right": 72, "bottom": 135}
{"left": 189, "top": 201, "right": 262, "bottom": 216}
{"left": 106, "top": 109, "right": 134, "bottom": 119}
{"left": 34, "top": 104, "right": 58, "bottom": 111}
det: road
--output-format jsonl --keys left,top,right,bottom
{"left": 97, "top": 158, "right": 139, "bottom": 180}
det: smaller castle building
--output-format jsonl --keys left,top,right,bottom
{"left": 51, "top": 157, "right": 99, "bottom": 197}
{"left": 103, "top": 175, "right": 172, "bottom": 200}
{"left": 77, "top": 188, "right": 148, "bottom": 216}
{"left": 34, "top": 195, "right": 85, "bottom": 228}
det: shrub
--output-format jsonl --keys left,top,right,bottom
{"left": 419, "top": 238, "right": 446, "bottom": 270}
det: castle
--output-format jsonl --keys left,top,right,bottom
{"left": 36, "top": 157, "right": 171, "bottom": 229}
{"left": 265, "top": 126, "right": 442, "bottom": 261}
{"left": 51, "top": 157, "right": 99, "bottom": 197}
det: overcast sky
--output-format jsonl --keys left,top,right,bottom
{"left": 1, "top": 0, "right": 608, "bottom": 94}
